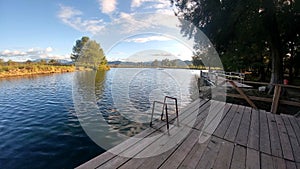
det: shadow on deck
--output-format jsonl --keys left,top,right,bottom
{"left": 76, "top": 98, "right": 300, "bottom": 169}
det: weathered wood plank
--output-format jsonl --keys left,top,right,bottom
{"left": 248, "top": 108, "right": 260, "bottom": 150}
{"left": 266, "top": 113, "right": 282, "bottom": 158}
{"left": 275, "top": 115, "right": 294, "bottom": 161}
{"left": 213, "top": 104, "right": 237, "bottom": 138}
{"left": 178, "top": 138, "right": 210, "bottom": 169}
{"left": 246, "top": 148, "right": 260, "bottom": 169}
{"left": 272, "top": 156, "right": 286, "bottom": 169}
{"left": 285, "top": 160, "right": 297, "bottom": 169}
{"left": 271, "top": 85, "right": 281, "bottom": 114}
{"left": 78, "top": 99, "right": 207, "bottom": 168}
{"left": 212, "top": 140, "right": 234, "bottom": 169}
{"left": 76, "top": 152, "right": 115, "bottom": 169}
{"left": 288, "top": 116, "right": 300, "bottom": 145}
{"left": 261, "top": 153, "right": 274, "bottom": 169}
{"left": 236, "top": 106, "right": 252, "bottom": 146}
{"left": 96, "top": 156, "right": 129, "bottom": 169}
{"left": 230, "top": 145, "right": 246, "bottom": 169}
{"left": 224, "top": 105, "right": 245, "bottom": 142}
{"left": 282, "top": 116, "right": 300, "bottom": 163}
{"left": 122, "top": 101, "right": 211, "bottom": 169}
{"left": 228, "top": 80, "right": 258, "bottom": 109}
{"left": 195, "top": 136, "right": 223, "bottom": 169}
{"left": 195, "top": 101, "right": 228, "bottom": 142}
{"left": 260, "top": 110, "right": 271, "bottom": 155}
{"left": 159, "top": 129, "right": 200, "bottom": 169}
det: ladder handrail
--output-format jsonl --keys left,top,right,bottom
{"left": 150, "top": 96, "right": 179, "bottom": 133}
{"left": 163, "top": 96, "right": 179, "bottom": 126}
{"left": 150, "top": 101, "right": 169, "bottom": 131}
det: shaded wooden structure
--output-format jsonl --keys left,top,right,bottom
{"left": 201, "top": 71, "right": 300, "bottom": 114}
{"left": 77, "top": 99, "right": 300, "bottom": 169}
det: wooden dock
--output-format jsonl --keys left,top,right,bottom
{"left": 77, "top": 98, "right": 300, "bottom": 169}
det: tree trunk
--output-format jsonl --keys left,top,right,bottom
{"left": 258, "top": 55, "right": 266, "bottom": 82}
{"left": 263, "top": 0, "right": 283, "bottom": 86}
{"left": 269, "top": 43, "right": 283, "bottom": 84}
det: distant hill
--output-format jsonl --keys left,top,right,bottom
{"left": 108, "top": 59, "right": 193, "bottom": 68}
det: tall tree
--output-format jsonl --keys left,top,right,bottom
{"left": 172, "top": 0, "right": 299, "bottom": 84}
{"left": 71, "top": 36, "right": 90, "bottom": 62}
{"left": 77, "top": 40, "right": 107, "bottom": 68}
{"left": 71, "top": 37, "right": 108, "bottom": 69}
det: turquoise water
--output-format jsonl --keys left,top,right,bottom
{"left": 0, "top": 68, "right": 198, "bottom": 169}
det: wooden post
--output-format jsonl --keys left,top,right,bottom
{"left": 228, "top": 80, "right": 258, "bottom": 109}
{"left": 271, "top": 85, "right": 281, "bottom": 114}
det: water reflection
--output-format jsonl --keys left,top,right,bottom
{"left": 73, "top": 68, "right": 199, "bottom": 150}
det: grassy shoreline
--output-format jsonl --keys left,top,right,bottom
{"left": 0, "top": 64, "right": 76, "bottom": 78}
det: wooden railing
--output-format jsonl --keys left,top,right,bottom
{"left": 199, "top": 71, "right": 300, "bottom": 114}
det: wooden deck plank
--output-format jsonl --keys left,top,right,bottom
{"left": 272, "top": 156, "right": 286, "bottom": 169}
{"left": 178, "top": 138, "right": 210, "bottom": 169}
{"left": 236, "top": 106, "right": 252, "bottom": 146}
{"left": 248, "top": 108, "right": 260, "bottom": 150}
{"left": 230, "top": 145, "right": 246, "bottom": 169}
{"left": 77, "top": 99, "right": 300, "bottom": 169}
{"left": 159, "top": 129, "right": 200, "bottom": 169}
{"left": 288, "top": 116, "right": 300, "bottom": 145}
{"left": 275, "top": 115, "right": 294, "bottom": 161}
{"left": 96, "top": 156, "right": 129, "bottom": 169}
{"left": 136, "top": 125, "right": 207, "bottom": 169}
{"left": 90, "top": 99, "right": 207, "bottom": 169}
{"left": 224, "top": 105, "right": 245, "bottom": 142}
{"left": 195, "top": 101, "right": 228, "bottom": 142}
{"left": 76, "top": 152, "right": 115, "bottom": 169}
{"left": 118, "top": 100, "right": 208, "bottom": 158}
{"left": 260, "top": 110, "right": 271, "bottom": 155}
{"left": 266, "top": 113, "right": 282, "bottom": 158}
{"left": 119, "top": 101, "right": 211, "bottom": 169}
{"left": 213, "top": 104, "right": 237, "bottom": 138}
{"left": 285, "top": 160, "right": 297, "bottom": 169}
{"left": 195, "top": 136, "right": 223, "bottom": 169}
{"left": 211, "top": 139, "right": 234, "bottom": 169}
{"left": 246, "top": 148, "right": 260, "bottom": 169}
{"left": 261, "top": 153, "right": 274, "bottom": 169}
{"left": 282, "top": 116, "right": 300, "bottom": 163}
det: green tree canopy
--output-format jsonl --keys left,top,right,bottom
{"left": 72, "top": 37, "right": 108, "bottom": 69}
{"left": 71, "top": 36, "right": 90, "bottom": 62}
{"left": 172, "top": 0, "right": 299, "bottom": 84}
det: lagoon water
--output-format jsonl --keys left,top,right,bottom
{"left": 0, "top": 68, "right": 199, "bottom": 169}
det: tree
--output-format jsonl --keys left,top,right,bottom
{"left": 151, "top": 59, "right": 159, "bottom": 67}
{"left": 75, "top": 39, "right": 108, "bottom": 69}
{"left": 71, "top": 36, "right": 90, "bottom": 62}
{"left": 0, "top": 58, "right": 4, "bottom": 65}
{"left": 172, "top": 0, "right": 299, "bottom": 84}
{"left": 49, "top": 59, "right": 58, "bottom": 65}
{"left": 192, "top": 54, "right": 204, "bottom": 67}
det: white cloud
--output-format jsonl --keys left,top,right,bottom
{"left": 100, "top": 0, "right": 117, "bottom": 14}
{"left": 125, "top": 35, "right": 171, "bottom": 43}
{"left": 0, "top": 47, "right": 71, "bottom": 61}
{"left": 131, "top": 0, "right": 171, "bottom": 10}
{"left": 58, "top": 5, "right": 105, "bottom": 34}
{"left": 58, "top": 5, "right": 82, "bottom": 19}
{"left": 46, "top": 47, "right": 53, "bottom": 52}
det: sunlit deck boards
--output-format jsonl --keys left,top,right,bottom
{"left": 76, "top": 98, "right": 300, "bottom": 169}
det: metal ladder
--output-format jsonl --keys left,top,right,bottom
{"left": 150, "top": 96, "right": 179, "bottom": 132}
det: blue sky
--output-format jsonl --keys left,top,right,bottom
{"left": 0, "top": 0, "right": 194, "bottom": 62}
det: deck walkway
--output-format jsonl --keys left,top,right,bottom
{"left": 77, "top": 98, "right": 300, "bottom": 169}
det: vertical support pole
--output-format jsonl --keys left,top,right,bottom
{"left": 165, "top": 104, "right": 169, "bottom": 133}
{"left": 150, "top": 101, "right": 155, "bottom": 127}
{"left": 175, "top": 98, "right": 179, "bottom": 126}
{"left": 271, "top": 85, "right": 281, "bottom": 114}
